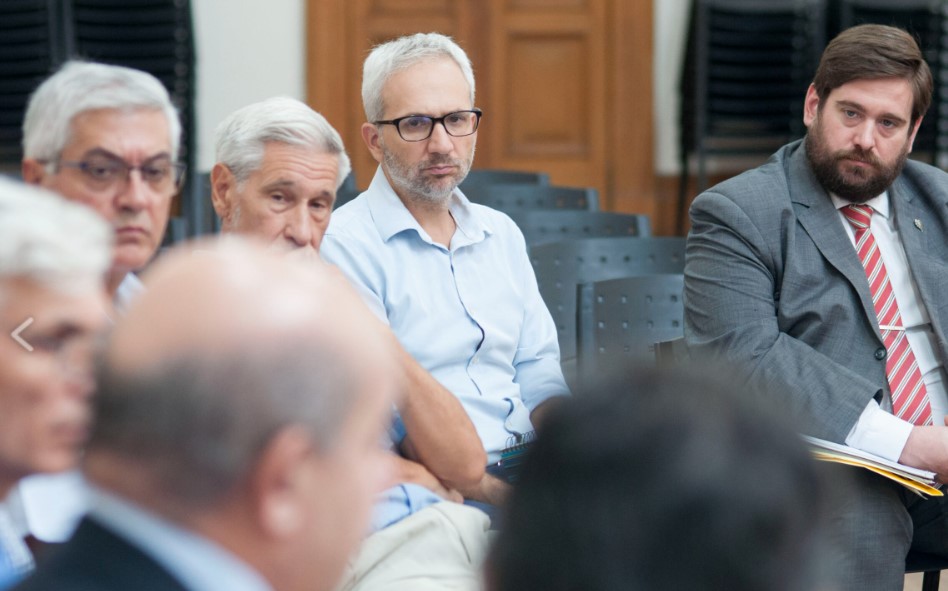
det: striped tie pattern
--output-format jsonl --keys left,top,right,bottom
{"left": 843, "top": 204, "right": 932, "bottom": 426}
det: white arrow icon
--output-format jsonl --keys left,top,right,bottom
{"left": 11, "top": 317, "right": 34, "bottom": 352}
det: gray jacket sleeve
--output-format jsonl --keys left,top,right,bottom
{"left": 684, "top": 185, "right": 878, "bottom": 443}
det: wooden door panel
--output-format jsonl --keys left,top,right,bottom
{"left": 484, "top": 0, "right": 606, "bottom": 190}
{"left": 504, "top": 34, "right": 591, "bottom": 157}
{"left": 306, "top": 0, "right": 656, "bottom": 225}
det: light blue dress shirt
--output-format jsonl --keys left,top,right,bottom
{"left": 370, "top": 483, "right": 443, "bottom": 532}
{"left": 322, "top": 168, "right": 570, "bottom": 464}
{"left": 89, "top": 488, "right": 272, "bottom": 591}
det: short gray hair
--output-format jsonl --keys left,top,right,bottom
{"left": 22, "top": 60, "right": 182, "bottom": 161}
{"left": 215, "top": 97, "right": 351, "bottom": 190}
{"left": 362, "top": 33, "right": 475, "bottom": 122}
{"left": 0, "top": 177, "right": 111, "bottom": 298}
{"left": 90, "top": 321, "right": 366, "bottom": 506}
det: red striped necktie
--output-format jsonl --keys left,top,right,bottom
{"left": 842, "top": 204, "right": 932, "bottom": 426}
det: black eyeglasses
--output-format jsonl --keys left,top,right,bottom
{"left": 44, "top": 154, "right": 187, "bottom": 194}
{"left": 374, "top": 109, "right": 482, "bottom": 142}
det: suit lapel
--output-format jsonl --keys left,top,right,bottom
{"left": 891, "top": 178, "right": 948, "bottom": 357}
{"left": 788, "top": 143, "right": 881, "bottom": 337}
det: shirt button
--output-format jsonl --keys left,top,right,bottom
{"left": 874, "top": 347, "right": 887, "bottom": 361}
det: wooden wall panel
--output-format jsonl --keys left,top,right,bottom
{"left": 307, "top": 0, "right": 660, "bottom": 229}
{"left": 608, "top": 0, "right": 656, "bottom": 220}
{"left": 505, "top": 0, "right": 590, "bottom": 11}
{"left": 486, "top": 0, "right": 606, "bottom": 190}
{"left": 505, "top": 34, "right": 589, "bottom": 157}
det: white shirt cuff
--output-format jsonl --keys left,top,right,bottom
{"left": 845, "top": 400, "right": 914, "bottom": 462}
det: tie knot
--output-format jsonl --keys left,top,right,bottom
{"left": 843, "top": 204, "right": 873, "bottom": 231}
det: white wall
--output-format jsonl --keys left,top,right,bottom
{"left": 191, "top": 0, "right": 306, "bottom": 172}
{"left": 653, "top": 0, "right": 690, "bottom": 176}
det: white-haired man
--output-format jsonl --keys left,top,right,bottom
{"left": 211, "top": 97, "right": 351, "bottom": 257}
{"left": 21, "top": 60, "right": 182, "bottom": 311}
{"left": 0, "top": 179, "right": 111, "bottom": 584}
{"left": 322, "top": 33, "right": 570, "bottom": 505}
{"left": 212, "top": 97, "right": 490, "bottom": 591}
{"left": 14, "top": 59, "right": 182, "bottom": 555}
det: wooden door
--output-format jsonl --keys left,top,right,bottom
{"left": 307, "top": 0, "right": 656, "bottom": 222}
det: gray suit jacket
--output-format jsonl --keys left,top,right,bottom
{"left": 684, "top": 139, "right": 948, "bottom": 442}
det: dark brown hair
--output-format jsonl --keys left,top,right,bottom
{"left": 812, "top": 24, "right": 933, "bottom": 126}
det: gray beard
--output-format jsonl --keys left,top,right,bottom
{"left": 381, "top": 145, "right": 475, "bottom": 206}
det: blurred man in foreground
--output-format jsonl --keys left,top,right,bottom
{"left": 16, "top": 241, "right": 396, "bottom": 591}
{"left": 15, "top": 60, "right": 183, "bottom": 547}
{"left": 0, "top": 179, "right": 111, "bottom": 583}
{"left": 489, "top": 369, "right": 832, "bottom": 591}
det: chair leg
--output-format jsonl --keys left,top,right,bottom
{"left": 922, "top": 570, "right": 941, "bottom": 591}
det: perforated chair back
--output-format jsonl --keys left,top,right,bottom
{"left": 334, "top": 172, "right": 361, "bottom": 209}
{"left": 509, "top": 210, "right": 650, "bottom": 246}
{"left": 576, "top": 274, "right": 685, "bottom": 391}
{"left": 462, "top": 184, "right": 599, "bottom": 213}
{"left": 530, "top": 236, "right": 686, "bottom": 388}
{"left": 461, "top": 169, "right": 550, "bottom": 188}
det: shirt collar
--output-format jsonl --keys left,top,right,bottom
{"left": 88, "top": 487, "right": 273, "bottom": 591}
{"left": 831, "top": 190, "right": 891, "bottom": 220}
{"left": 365, "top": 167, "right": 492, "bottom": 248}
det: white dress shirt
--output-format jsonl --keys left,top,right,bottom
{"left": 0, "top": 494, "right": 32, "bottom": 577}
{"left": 834, "top": 192, "right": 948, "bottom": 461}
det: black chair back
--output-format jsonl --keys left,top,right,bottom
{"left": 530, "top": 236, "right": 686, "bottom": 389}
{"left": 576, "top": 274, "right": 685, "bottom": 390}
{"left": 462, "top": 183, "right": 599, "bottom": 213}
{"left": 678, "top": 0, "right": 826, "bottom": 231}
{"left": 461, "top": 168, "right": 550, "bottom": 188}
{"left": 334, "top": 171, "right": 361, "bottom": 209}
{"left": 510, "top": 210, "right": 650, "bottom": 246}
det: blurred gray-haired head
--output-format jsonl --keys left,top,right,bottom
{"left": 87, "top": 240, "right": 391, "bottom": 508}
{"left": 0, "top": 177, "right": 111, "bottom": 302}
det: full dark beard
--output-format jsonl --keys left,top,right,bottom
{"left": 804, "top": 124, "right": 909, "bottom": 204}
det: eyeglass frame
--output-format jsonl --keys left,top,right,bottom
{"left": 373, "top": 109, "right": 483, "bottom": 142}
{"left": 39, "top": 154, "right": 188, "bottom": 194}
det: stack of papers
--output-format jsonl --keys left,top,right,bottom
{"left": 804, "top": 436, "right": 942, "bottom": 497}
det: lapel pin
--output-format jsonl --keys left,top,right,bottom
{"left": 914, "top": 219, "right": 923, "bottom": 231}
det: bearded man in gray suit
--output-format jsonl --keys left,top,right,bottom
{"left": 685, "top": 24, "right": 948, "bottom": 590}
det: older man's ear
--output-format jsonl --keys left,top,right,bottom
{"left": 20, "top": 158, "right": 48, "bottom": 185}
{"left": 210, "top": 163, "right": 236, "bottom": 224}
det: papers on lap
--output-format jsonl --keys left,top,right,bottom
{"left": 805, "top": 436, "right": 942, "bottom": 497}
